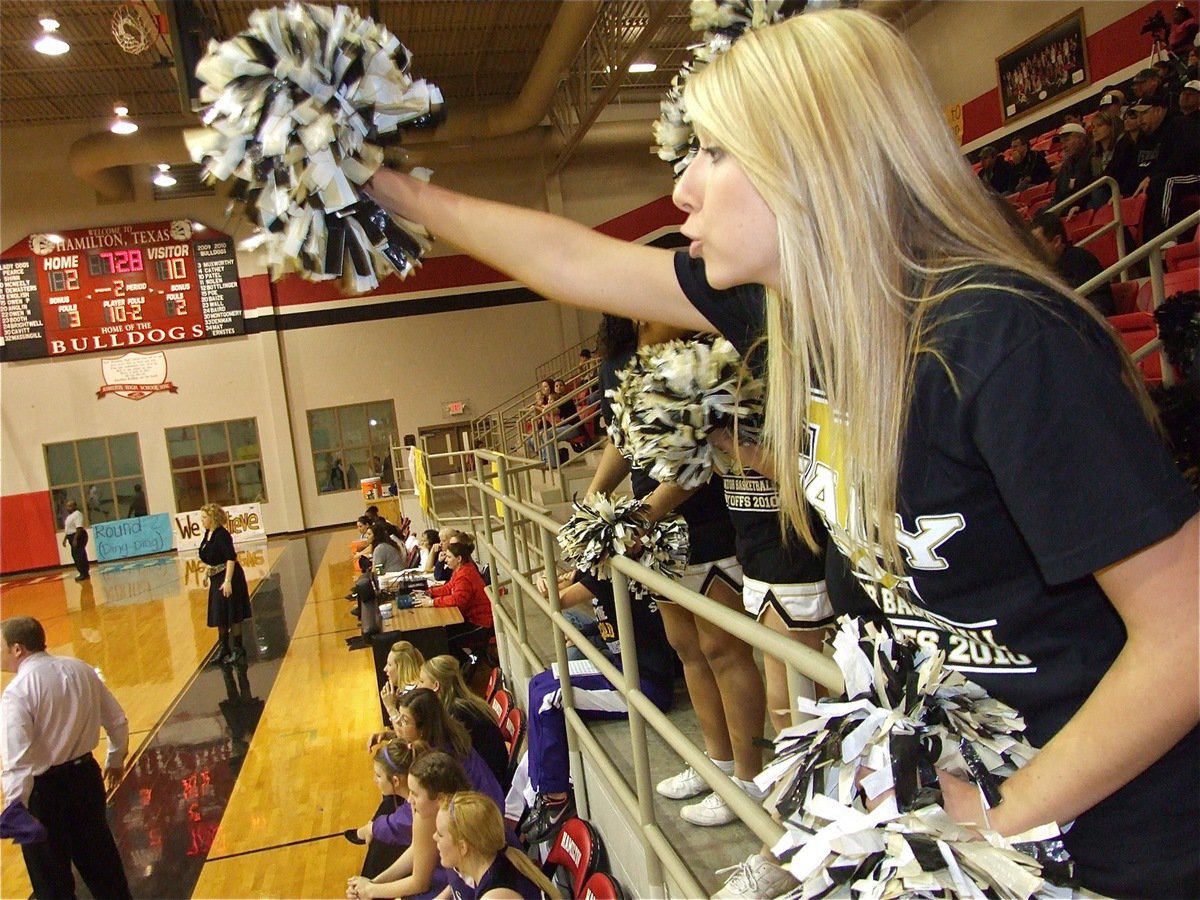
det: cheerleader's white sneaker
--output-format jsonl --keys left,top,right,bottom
{"left": 657, "top": 764, "right": 713, "bottom": 800}
{"left": 713, "top": 853, "right": 800, "bottom": 899}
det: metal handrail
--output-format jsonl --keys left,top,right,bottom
{"left": 461, "top": 447, "right": 843, "bottom": 897}
{"left": 1079, "top": 209, "right": 1200, "bottom": 390}
{"left": 1043, "top": 175, "right": 1130, "bottom": 281}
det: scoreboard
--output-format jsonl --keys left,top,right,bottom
{"left": 0, "top": 220, "right": 244, "bottom": 361}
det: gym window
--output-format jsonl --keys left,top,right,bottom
{"left": 45, "top": 434, "right": 146, "bottom": 527}
{"left": 166, "top": 418, "right": 265, "bottom": 510}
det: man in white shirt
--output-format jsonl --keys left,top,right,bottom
{"left": 61, "top": 499, "right": 89, "bottom": 581}
{"left": 1, "top": 616, "right": 131, "bottom": 899}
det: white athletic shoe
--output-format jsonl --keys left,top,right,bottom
{"left": 681, "top": 790, "right": 739, "bottom": 826}
{"left": 713, "top": 853, "right": 800, "bottom": 899}
{"left": 656, "top": 765, "right": 709, "bottom": 800}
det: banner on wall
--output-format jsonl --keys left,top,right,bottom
{"left": 93, "top": 513, "right": 174, "bottom": 562}
{"left": 174, "top": 503, "right": 265, "bottom": 552}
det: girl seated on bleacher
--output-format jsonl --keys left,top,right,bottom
{"left": 347, "top": 750, "right": 470, "bottom": 900}
{"left": 418, "top": 656, "right": 510, "bottom": 793}
{"left": 393, "top": 689, "right": 503, "bottom": 810}
{"left": 345, "top": 740, "right": 417, "bottom": 879}
{"left": 434, "top": 792, "right": 560, "bottom": 900}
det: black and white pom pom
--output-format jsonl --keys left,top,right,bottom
{"left": 606, "top": 336, "right": 763, "bottom": 489}
{"left": 184, "top": 2, "right": 442, "bottom": 291}
{"left": 655, "top": 0, "right": 853, "bottom": 176}
{"left": 754, "top": 617, "right": 1075, "bottom": 897}
{"left": 557, "top": 493, "right": 690, "bottom": 596}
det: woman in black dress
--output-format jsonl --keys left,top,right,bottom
{"left": 199, "top": 502, "right": 252, "bottom": 664}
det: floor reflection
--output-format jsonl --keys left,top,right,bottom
{"left": 104, "top": 533, "right": 325, "bottom": 900}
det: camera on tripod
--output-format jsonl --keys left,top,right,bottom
{"left": 1141, "top": 10, "right": 1169, "bottom": 39}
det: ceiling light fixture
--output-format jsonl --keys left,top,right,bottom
{"left": 153, "top": 163, "right": 176, "bottom": 188}
{"left": 628, "top": 62, "right": 657, "bottom": 74}
{"left": 110, "top": 104, "right": 139, "bottom": 134}
{"left": 34, "top": 18, "right": 70, "bottom": 56}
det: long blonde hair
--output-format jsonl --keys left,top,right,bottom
{"left": 441, "top": 792, "right": 561, "bottom": 899}
{"left": 684, "top": 10, "right": 1149, "bottom": 574}
{"left": 388, "top": 640, "right": 425, "bottom": 689}
{"left": 422, "top": 655, "right": 497, "bottom": 724}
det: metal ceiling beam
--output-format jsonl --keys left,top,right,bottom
{"left": 549, "top": 0, "right": 674, "bottom": 174}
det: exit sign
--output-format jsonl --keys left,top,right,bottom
{"left": 445, "top": 401, "right": 467, "bottom": 416}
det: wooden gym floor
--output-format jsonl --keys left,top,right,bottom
{"left": 0, "top": 528, "right": 389, "bottom": 900}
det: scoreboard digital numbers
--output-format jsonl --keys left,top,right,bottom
{"left": 0, "top": 220, "right": 245, "bottom": 361}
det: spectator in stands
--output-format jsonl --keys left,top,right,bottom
{"left": 1052, "top": 122, "right": 1094, "bottom": 210}
{"left": 1131, "top": 67, "right": 1164, "bottom": 101}
{"left": 1029, "top": 212, "right": 1116, "bottom": 315}
{"left": 516, "top": 569, "right": 676, "bottom": 844}
{"left": 417, "top": 529, "right": 440, "bottom": 574}
{"left": 1132, "top": 91, "right": 1200, "bottom": 239}
{"left": 1187, "top": 47, "right": 1200, "bottom": 83}
{"left": 1009, "top": 135, "right": 1052, "bottom": 190}
{"left": 435, "top": 792, "right": 561, "bottom": 899}
{"left": 1089, "top": 109, "right": 1140, "bottom": 203}
{"left": 369, "top": 523, "right": 405, "bottom": 574}
{"left": 365, "top": 12, "right": 1199, "bottom": 895}
{"left": 346, "top": 749, "right": 469, "bottom": 900}
{"left": 418, "top": 655, "right": 510, "bottom": 793}
{"left": 431, "top": 528, "right": 462, "bottom": 584}
{"left": 976, "top": 145, "right": 1017, "bottom": 193}
{"left": 1170, "top": 3, "right": 1199, "bottom": 58}
{"left": 413, "top": 536, "right": 494, "bottom": 661}
{"left": 1181, "top": 80, "right": 1200, "bottom": 119}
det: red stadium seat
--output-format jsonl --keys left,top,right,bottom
{"left": 542, "top": 817, "right": 603, "bottom": 898}
{"left": 1136, "top": 269, "right": 1200, "bottom": 312}
{"left": 484, "top": 666, "right": 503, "bottom": 703}
{"left": 1119, "top": 195, "right": 1147, "bottom": 245}
{"left": 1165, "top": 241, "right": 1199, "bottom": 272}
{"left": 500, "top": 706, "right": 525, "bottom": 780}
{"left": 490, "top": 687, "right": 514, "bottom": 722}
{"left": 1109, "top": 312, "right": 1162, "bottom": 384}
{"left": 1111, "top": 281, "right": 1140, "bottom": 315}
{"left": 581, "top": 871, "right": 630, "bottom": 900}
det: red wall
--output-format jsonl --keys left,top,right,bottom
{"left": 962, "top": 1, "right": 1179, "bottom": 143}
{"left": 1, "top": 491, "right": 59, "bottom": 573}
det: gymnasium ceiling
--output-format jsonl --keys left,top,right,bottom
{"left": 0, "top": 1, "right": 925, "bottom": 194}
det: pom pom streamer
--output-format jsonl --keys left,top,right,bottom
{"left": 606, "top": 336, "right": 763, "bottom": 488}
{"left": 755, "top": 617, "right": 1076, "bottom": 898}
{"left": 557, "top": 493, "right": 689, "bottom": 596}
{"left": 185, "top": 2, "right": 442, "bottom": 290}
{"left": 654, "top": 0, "right": 856, "bottom": 176}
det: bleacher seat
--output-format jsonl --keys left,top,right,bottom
{"left": 484, "top": 666, "right": 503, "bottom": 703}
{"left": 1119, "top": 195, "right": 1147, "bottom": 245}
{"left": 1109, "top": 312, "right": 1162, "bottom": 384}
{"left": 581, "top": 871, "right": 630, "bottom": 900}
{"left": 500, "top": 706, "right": 525, "bottom": 780}
{"left": 1136, "top": 270, "right": 1200, "bottom": 312}
{"left": 542, "top": 817, "right": 603, "bottom": 898}
{"left": 1165, "top": 241, "right": 1199, "bottom": 272}
{"left": 1111, "top": 281, "right": 1140, "bottom": 315}
{"left": 490, "top": 687, "right": 514, "bottom": 722}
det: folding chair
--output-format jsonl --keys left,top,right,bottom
{"left": 490, "top": 687, "right": 514, "bottom": 722}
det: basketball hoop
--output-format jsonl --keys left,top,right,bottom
{"left": 112, "top": 4, "right": 155, "bottom": 55}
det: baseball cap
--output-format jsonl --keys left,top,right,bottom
{"left": 1183, "top": 80, "right": 1200, "bottom": 93}
{"left": 1131, "top": 92, "right": 1168, "bottom": 110}
{"left": 1098, "top": 92, "right": 1120, "bottom": 107}
{"left": 1131, "top": 68, "right": 1160, "bottom": 83}
{"left": 1056, "top": 123, "right": 1086, "bottom": 136}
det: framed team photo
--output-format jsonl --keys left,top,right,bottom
{"left": 996, "top": 9, "right": 1090, "bottom": 121}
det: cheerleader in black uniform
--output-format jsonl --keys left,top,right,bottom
{"left": 199, "top": 502, "right": 252, "bottom": 664}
